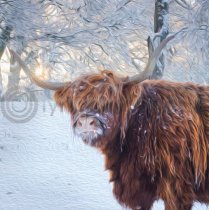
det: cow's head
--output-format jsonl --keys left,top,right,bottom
{"left": 53, "top": 70, "right": 141, "bottom": 147}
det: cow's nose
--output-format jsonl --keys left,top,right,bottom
{"left": 77, "top": 117, "right": 96, "bottom": 128}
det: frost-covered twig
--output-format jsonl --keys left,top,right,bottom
{"left": 174, "top": 0, "right": 191, "bottom": 10}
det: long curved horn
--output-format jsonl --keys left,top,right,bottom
{"left": 9, "top": 49, "right": 68, "bottom": 90}
{"left": 126, "top": 32, "right": 177, "bottom": 84}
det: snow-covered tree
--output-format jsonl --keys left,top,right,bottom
{"left": 0, "top": 0, "right": 208, "bottom": 88}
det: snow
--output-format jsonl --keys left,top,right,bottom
{"left": 0, "top": 102, "right": 208, "bottom": 210}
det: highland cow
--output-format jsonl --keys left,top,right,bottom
{"left": 10, "top": 35, "right": 209, "bottom": 210}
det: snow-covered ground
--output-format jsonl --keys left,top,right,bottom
{"left": 0, "top": 102, "right": 208, "bottom": 210}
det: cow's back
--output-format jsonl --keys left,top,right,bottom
{"left": 197, "top": 85, "right": 209, "bottom": 143}
{"left": 132, "top": 81, "right": 209, "bottom": 209}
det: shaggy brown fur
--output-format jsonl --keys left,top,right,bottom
{"left": 54, "top": 70, "right": 209, "bottom": 210}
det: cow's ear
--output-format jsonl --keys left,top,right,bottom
{"left": 54, "top": 86, "right": 72, "bottom": 111}
{"left": 122, "top": 82, "right": 141, "bottom": 107}
{"left": 122, "top": 82, "right": 131, "bottom": 97}
{"left": 121, "top": 76, "right": 133, "bottom": 93}
{"left": 54, "top": 87, "right": 66, "bottom": 108}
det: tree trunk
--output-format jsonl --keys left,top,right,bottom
{"left": 6, "top": 51, "right": 22, "bottom": 90}
{"left": 0, "top": 26, "right": 12, "bottom": 59}
{"left": 0, "top": 65, "right": 2, "bottom": 96}
{"left": 148, "top": 0, "right": 169, "bottom": 79}
{"left": 7, "top": 36, "right": 25, "bottom": 91}
{"left": 0, "top": 26, "right": 12, "bottom": 96}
